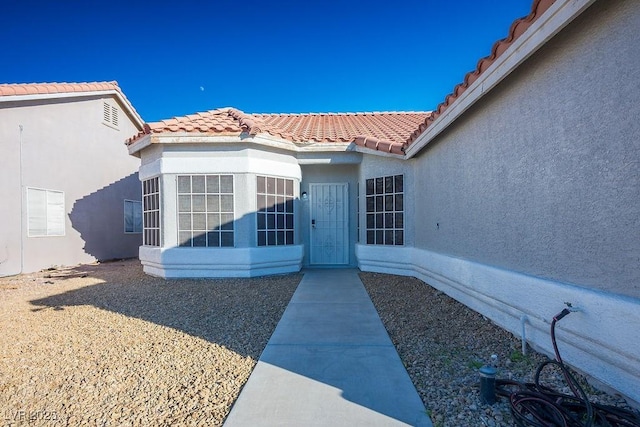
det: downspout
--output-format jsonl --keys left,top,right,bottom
{"left": 19, "top": 124, "right": 24, "bottom": 274}
{"left": 520, "top": 315, "right": 528, "bottom": 356}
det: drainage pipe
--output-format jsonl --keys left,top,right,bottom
{"left": 520, "top": 315, "right": 528, "bottom": 356}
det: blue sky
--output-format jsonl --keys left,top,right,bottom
{"left": 1, "top": 1, "right": 532, "bottom": 122}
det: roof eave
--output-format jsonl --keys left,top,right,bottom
{"left": 405, "top": 0, "right": 596, "bottom": 159}
{"left": 0, "top": 89, "right": 145, "bottom": 130}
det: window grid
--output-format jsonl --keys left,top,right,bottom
{"left": 143, "top": 178, "right": 160, "bottom": 246}
{"left": 177, "top": 175, "right": 234, "bottom": 248}
{"left": 256, "top": 176, "right": 294, "bottom": 246}
{"left": 365, "top": 174, "right": 404, "bottom": 245}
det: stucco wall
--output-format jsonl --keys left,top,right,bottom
{"left": 0, "top": 96, "right": 142, "bottom": 275}
{"left": 413, "top": 0, "right": 640, "bottom": 298}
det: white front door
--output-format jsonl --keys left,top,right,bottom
{"left": 309, "top": 183, "right": 349, "bottom": 265}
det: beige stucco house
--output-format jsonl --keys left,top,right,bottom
{"left": 0, "top": 82, "right": 144, "bottom": 276}
{"left": 127, "top": 0, "right": 640, "bottom": 405}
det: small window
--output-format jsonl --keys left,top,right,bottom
{"left": 365, "top": 174, "right": 404, "bottom": 245}
{"left": 27, "top": 188, "right": 65, "bottom": 237}
{"left": 143, "top": 178, "right": 161, "bottom": 246}
{"left": 124, "top": 200, "right": 142, "bottom": 233}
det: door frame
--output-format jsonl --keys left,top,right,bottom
{"left": 308, "top": 183, "right": 349, "bottom": 265}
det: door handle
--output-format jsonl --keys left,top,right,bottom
{"left": 311, "top": 219, "right": 316, "bottom": 228}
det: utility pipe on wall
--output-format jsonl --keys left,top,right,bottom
{"left": 520, "top": 315, "right": 528, "bottom": 356}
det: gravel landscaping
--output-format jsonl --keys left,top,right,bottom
{"left": 360, "top": 271, "right": 636, "bottom": 427}
{"left": 2, "top": 262, "right": 636, "bottom": 427}
{"left": 0, "top": 260, "right": 300, "bottom": 426}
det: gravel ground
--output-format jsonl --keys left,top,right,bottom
{"left": 0, "top": 260, "right": 301, "bottom": 427}
{"left": 360, "top": 272, "right": 636, "bottom": 427}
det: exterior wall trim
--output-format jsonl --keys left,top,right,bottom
{"left": 404, "top": 0, "right": 597, "bottom": 159}
{"left": 356, "top": 244, "right": 640, "bottom": 405}
{"left": 139, "top": 245, "right": 304, "bottom": 278}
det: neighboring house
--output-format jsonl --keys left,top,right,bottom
{"left": 127, "top": 0, "right": 639, "bottom": 404}
{"left": 0, "top": 82, "right": 145, "bottom": 276}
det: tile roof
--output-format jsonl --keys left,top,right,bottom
{"left": 403, "top": 0, "right": 556, "bottom": 148}
{"left": 0, "top": 81, "right": 144, "bottom": 127}
{"left": 129, "top": 108, "right": 430, "bottom": 155}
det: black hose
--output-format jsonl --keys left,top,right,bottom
{"left": 493, "top": 308, "right": 640, "bottom": 427}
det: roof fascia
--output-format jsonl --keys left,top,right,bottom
{"left": 0, "top": 89, "right": 145, "bottom": 130}
{"left": 129, "top": 132, "right": 357, "bottom": 155}
{"left": 405, "top": 0, "right": 597, "bottom": 159}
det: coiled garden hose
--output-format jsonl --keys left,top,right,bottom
{"left": 494, "top": 308, "right": 640, "bottom": 427}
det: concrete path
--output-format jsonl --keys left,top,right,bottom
{"left": 224, "top": 269, "right": 432, "bottom": 427}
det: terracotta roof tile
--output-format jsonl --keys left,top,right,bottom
{"left": 128, "top": 108, "right": 429, "bottom": 154}
{"left": 404, "top": 0, "right": 556, "bottom": 147}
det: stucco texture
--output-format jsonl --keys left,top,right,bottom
{"left": 412, "top": 0, "right": 640, "bottom": 298}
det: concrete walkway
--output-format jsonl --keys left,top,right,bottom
{"left": 224, "top": 269, "right": 432, "bottom": 427}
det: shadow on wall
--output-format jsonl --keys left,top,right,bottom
{"left": 28, "top": 261, "right": 301, "bottom": 360}
{"left": 69, "top": 173, "right": 142, "bottom": 260}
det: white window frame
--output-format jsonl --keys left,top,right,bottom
{"left": 27, "top": 187, "right": 65, "bottom": 237}
{"left": 143, "top": 177, "right": 161, "bottom": 247}
{"left": 123, "top": 200, "right": 143, "bottom": 234}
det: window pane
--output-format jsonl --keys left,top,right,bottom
{"left": 192, "top": 232, "right": 206, "bottom": 247}
{"left": 285, "top": 198, "right": 294, "bottom": 213}
{"left": 192, "top": 195, "right": 206, "bottom": 212}
{"left": 220, "top": 175, "right": 233, "bottom": 193}
{"left": 267, "top": 231, "right": 276, "bottom": 245}
{"left": 267, "top": 177, "right": 276, "bottom": 193}
{"left": 177, "top": 176, "right": 191, "bottom": 193}
{"left": 366, "top": 230, "right": 375, "bottom": 244}
{"left": 385, "top": 195, "right": 394, "bottom": 211}
{"left": 179, "top": 213, "right": 191, "bottom": 230}
{"left": 257, "top": 213, "right": 266, "bottom": 230}
{"left": 257, "top": 231, "right": 266, "bottom": 246}
{"left": 220, "top": 213, "right": 234, "bottom": 230}
{"left": 208, "top": 213, "right": 221, "bottom": 230}
{"left": 178, "top": 195, "right": 191, "bottom": 212}
{"left": 366, "top": 179, "right": 374, "bottom": 195}
{"left": 395, "top": 175, "right": 403, "bottom": 192}
{"left": 206, "top": 175, "right": 219, "bottom": 193}
{"left": 395, "top": 194, "right": 404, "bottom": 211}
{"left": 366, "top": 196, "right": 375, "bottom": 213}
{"left": 192, "top": 213, "right": 206, "bottom": 230}
{"left": 395, "top": 230, "right": 404, "bottom": 245}
{"left": 375, "top": 177, "right": 384, "bottom": 194}
{"left": 276, "top": 196, "right": 285, "bottom": 212}
{"left": 276, "top": 231, "right": 285, "bottom": 245}
{"left": 366, "top": 214, "right": 375, "bottom": 229}
{"left": 375, "top": 230, "right": 384, "bottom": 245}
{"left": 385, "top": 213, "right": 394, "bottom": 228}
{"left": 285, "top": 179, "right": 294, "bottom": 196}
{"left": 179, "top": 232, "right": 192, "bottom": 247}
{"left": 385, "top": 230, "right": 394, "bottom": 245}
{"left": 46, "top": 191, "right": 65, "bottom": 236}
{"left": 267, "top": 214, "right": 276, "bottom": 229}
{"left": 277, "top": 178, "right": 284, "bottom": 194}
{"left": 395, "top": 213, "right": 404, "bottom": 228}
{"left": 257, "top": 195, "right": 268, "bottom": 212}
{"left": 220, "top": 232, "right": 234, "bottom": 247}
{"left": 267, "top": 195, "right": 276, "bottom": 212}
{"left": 277, "top": 214, "right": 285, "bottom": 229}
{"left": 27, "top": 188, "right": 47, "bottom": 236}
{"left": 207, "top": 231, "right": 220, "bottom": 247}
{"left": 192, "top": 176, "right": 205, "bottom": 193}
{"left": 285, "top": 214, "right": 294, "bottom": 229}
{"left": 376, "top": 213, "right": 383, "bottom": 228}
{"left": 375, "top": 196, "right": 383, "bottom": 212}
{"left": 207, "top": 195, "right": 220, "bottom": 212}
{"left": 385, "top": 176, "right": 394, "bottom": 193}
{"left": 286, "top": 231, "right": 294, "bottom": 245}
{"left": 257, "top": 176, "right": 266, "bottom": 193}
{"left": 220, "top": 195, "right": 234, "bottom": 212}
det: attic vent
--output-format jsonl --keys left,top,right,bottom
{"left": 103, "top": 102, "right": 119, "bottom": 128}
{"left": 103, "top": 102, "right": 111, "bottom": 123}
